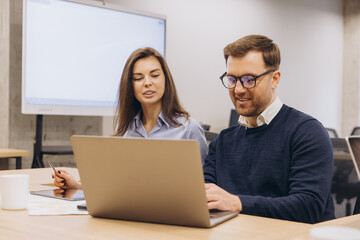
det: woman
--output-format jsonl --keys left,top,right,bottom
{"left": 53, "top": 47, "right": 207, "bottom": 190}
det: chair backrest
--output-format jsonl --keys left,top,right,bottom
{"left": 326, "top": 128, "right": 339, "bottom": 138}
{"left": 200, "top": 123, "right": 210, "bottom": 131}
{"left": 229, "top": 109, "right": 239, "bottom": 127}
{"left": 351, "top": 127, "right": 360, "bottom": 136}
{"left": 354, "top": 192, "right": 360, "bottom": 215}
{"left": 204, "top": 131, "right": 219, "bottom": 144}
{"left": 331, "top": 138, "right": 349, "bottom": 153}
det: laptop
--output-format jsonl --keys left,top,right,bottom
{"left": 71, "top": 135, "right": 238, "bottom": 228}
{"left": 346, "top": 136, "right": 360, "bottom": 181}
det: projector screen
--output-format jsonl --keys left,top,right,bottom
{"left": 22, "top": 0, "right": 166, "bottom": 116}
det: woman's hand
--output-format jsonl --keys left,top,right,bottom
{"left": 52, "top": 169, "right": 82, "bottom": 189}
{"left": 53, "top": 188, "right": 78, "bottom": 199}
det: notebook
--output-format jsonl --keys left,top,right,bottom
{"left": 346, "top": 136, "right": 360, "bottom": 181}
{"left": 71, "top": 135, "right": 238, "bottom": 228}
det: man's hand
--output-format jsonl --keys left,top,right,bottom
{"left": 205, "top": 183, "right": 242, "bottom": 212}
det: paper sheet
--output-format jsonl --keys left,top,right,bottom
{"left": 27, "top": 194, "right": 88, "bottom": 216}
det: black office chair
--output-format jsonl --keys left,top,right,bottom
{"left": 330, "top": 136, "right": 360, "bottom": 216}
{"left": 326, "top": 128, "right": 339, "bottom": 138}
{"left": 351, "top": 127, "right": 360, "bottom": 136}
{"left": 229, "top": 109, "right": 239, "bottom": 127}
{"left": 332, "top": 181, "right": 360, "bottom": 216}
{"left": 354, "top": 192, "right": 360, "bottom": 215}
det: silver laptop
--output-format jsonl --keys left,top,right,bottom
{"left": 71, "top": 135, "right": 238, "bottom": 228}
{"left": 346, "top": 136, "right": 360, "bottom": 180}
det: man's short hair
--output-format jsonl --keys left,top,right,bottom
{"left": 224, "top": 35, "right": 281, "bottom": 70}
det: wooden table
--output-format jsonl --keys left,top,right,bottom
{"left": 295, "top": 214, "right": 360, "bottom": 239}
{"left": 0, "top": 168, "right": 313, "bottom": 240}
{"left": 0, "top": 148, "right": 30, "bottom": 169}
{"left": 319, "top": 214, "right": 360, "bottom": 229}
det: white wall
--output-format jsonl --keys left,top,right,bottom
{"left": 102, "top": 0, "right": 343, "bottom": 135}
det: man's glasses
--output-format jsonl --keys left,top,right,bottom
{"left": 219, "top": 70, "right": 275, "bottom": 89}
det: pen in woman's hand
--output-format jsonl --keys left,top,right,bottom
{"left": 48, "top": 160, "right": 61, "bottom": 176}
{"left": 48, "top": 160, "right": 66, "bottom": 186}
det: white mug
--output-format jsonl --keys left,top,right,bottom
{"left": 0, "top": 174, "right": 29, "bottom": 210}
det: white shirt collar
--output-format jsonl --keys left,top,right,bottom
{"left": 238, "top": 96, "right": 283, "bottom": 128}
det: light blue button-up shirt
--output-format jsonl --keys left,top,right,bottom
{"left": 123, "top": 111, "right": 208, "bottom": 163}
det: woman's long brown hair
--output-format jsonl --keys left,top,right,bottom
{"left": 113, "top": 47, "right": 189, "bottom": 136}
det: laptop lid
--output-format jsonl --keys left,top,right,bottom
{"left": 71, "top": 135, "right": 237, "bottom": 228}
{"left": 346, "top": 136, "right": 360, "bottom": 181}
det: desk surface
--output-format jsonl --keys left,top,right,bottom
{"left": 0, "top": 148, "right": 30, "bottom": 158}
{"left": 0, "top": 168, "right": 358, "bottom": 240}
{"left": 296, "top": 214, "right": 360, "bottom": 240}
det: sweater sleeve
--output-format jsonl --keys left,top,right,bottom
{"left": 239, "top": 120, "right": 334, "bottom": 223}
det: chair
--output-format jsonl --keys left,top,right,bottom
{"left": 331, "top": 138, "right": 349, "bottom": 153}
{"left": 354, "top": 192, "right": 360, "bottom": 214}
{"left": 332, "top": 180, "right": 360, "bottom": 216}
{"left": 331, "top": 139, "right": 360, "bottom": 217}
{"left": 326, "top": 128, "right": 339, "bottom": 138}
{"left": 229, "top": 109, "right": 239, "bottom": 127}
{"left": 330, "top": 136, "right": 360, "bottom": 216}
{"left": 200, "top": 123, "right": 211, "bottom": 131}
{"left": 204, "top": 131, "right": 219, "bottom": 144}
{"left": 351, "top": 127, "right": 360, "bottom": 136}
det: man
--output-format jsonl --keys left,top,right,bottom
{"left": 203, "top": 35, "right": 335, "bottom": 223}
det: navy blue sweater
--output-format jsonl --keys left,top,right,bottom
{"left": 203, "top": 105, "right": 335, "bottom": 223}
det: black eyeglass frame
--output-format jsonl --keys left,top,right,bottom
{"left": 219, "top": 69, "right": 275, "bottom": 89}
